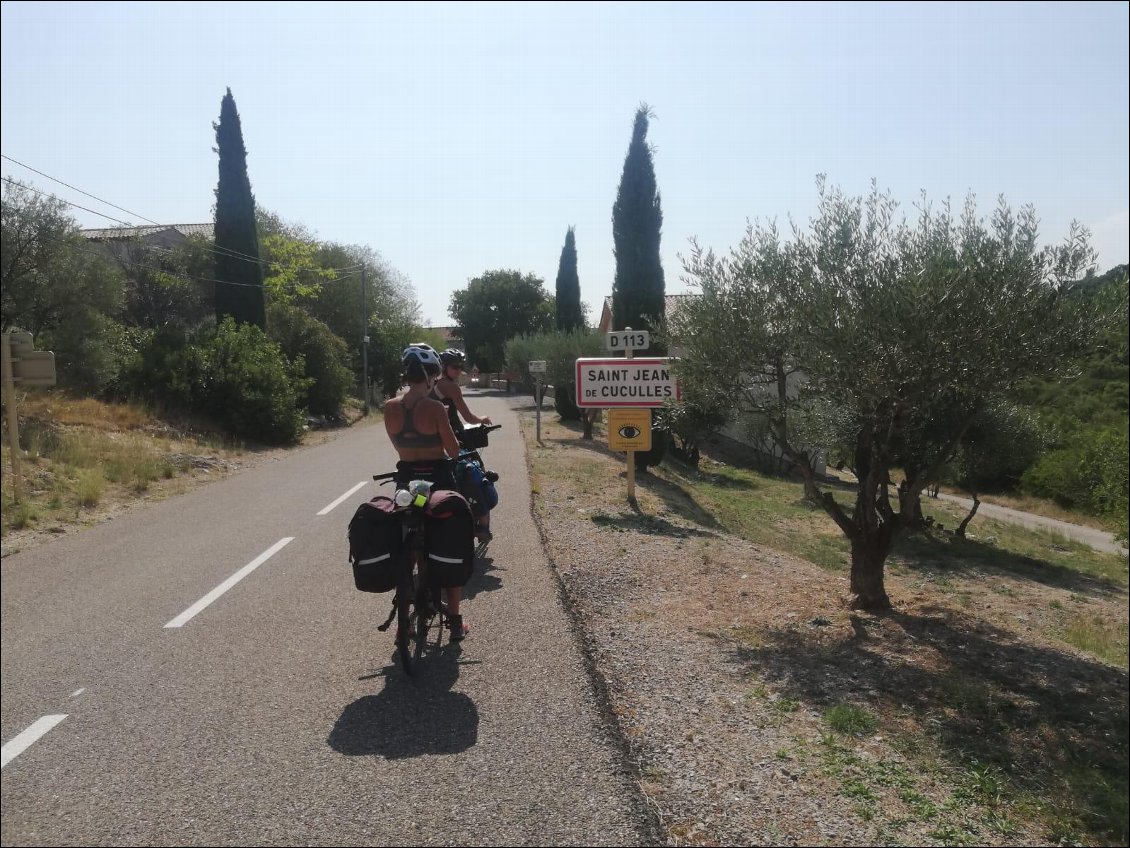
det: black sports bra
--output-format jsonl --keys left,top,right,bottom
{"left": 391, "top": 399, "right": 442, "bottom": 449}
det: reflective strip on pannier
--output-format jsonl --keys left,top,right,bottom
{"left": 428, "top": 553, "right": 465, "bottom": 564}
{"left": 357, "top": 553, "right": 392, "bottom": 565}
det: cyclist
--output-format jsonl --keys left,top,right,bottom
{"left": 432, "top": 347, "right": 494, "bottom": 543}
{"left": 432, "top": 348, "right": 493, "bottom": 433}
{"left": 383, "top": 344, "right": 470, "bottom": 640}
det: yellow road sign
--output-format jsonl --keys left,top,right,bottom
{"left": 608, "top": 408, "right": 651, "bottom": 452}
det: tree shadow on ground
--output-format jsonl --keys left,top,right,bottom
{"left": 892, "top": 528, "right": 1127, "bottom": 601}
{"left": 629, "top": 469, "right": 726, "bottom": 531}
{"left": 661, "top": 456, "right": 762, "bottom": 492}
{"left": 723, "top": 608, "right": 1129, "bottom": 844}
{"left": 329, "top": 648, "right": 479, "bottom": 759}
{"left": 542, "top": 430, "right": 724, "bottom": 530}
{"left": 590, "top": 512, "right": 719, "bottom": 539}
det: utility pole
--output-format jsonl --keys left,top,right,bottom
{"left": 361, "top": 264, "right": 370, "bottom": 414}
{"left": 2, "top": 334, "right": 23, "bottom": 502}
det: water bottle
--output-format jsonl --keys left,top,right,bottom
{"left": 394, "top": 489, "right": 413, "bottom": 508}
{"left": 408, "top": 479, "right": 433, "bottom": 508}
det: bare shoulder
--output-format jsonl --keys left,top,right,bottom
{"left": 383, "top": 396, "right": 404, "bottom": 422}
{"left": 422, "top": 396, "right": 448, "bottom": 416}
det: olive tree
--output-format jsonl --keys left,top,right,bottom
{"left": 672, "top": 178, "right": 1098, "bottom": 610}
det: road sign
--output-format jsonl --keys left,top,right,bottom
{"left": 12, "top": 351, "right": 56, "bottom": 386}
{"left": 6, "top": 332, "right": 33, "bottom": 358}
{"left": 608, "top": 408, "right": 652, "bottom": 451}
{"left": 605, "top": 330, "right": 649, "bottom": 352}
{"left": 529, "top": 360, "right": 547, "bottom": 374}
{"left": 575, "top": 357, "right": 679, "bottom": 408}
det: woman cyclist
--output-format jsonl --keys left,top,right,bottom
{"left": 383, "top": 344, "right": 470, "bottom": 640}
{"left": 432, "top": 348, "right": 494, "bottom": 542}
{"left": 432, "top": 348, "right": 493, "bottom": 436}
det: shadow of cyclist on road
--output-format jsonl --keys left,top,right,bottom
{"left": 462, "top": 551, "right": 502, "bottom": 601}
{"left": 328, "top": 648, "right": 478, "bottom": 759}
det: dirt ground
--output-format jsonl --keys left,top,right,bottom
{"left": 520, "top": 408, "right": 1129, "bottom": 846}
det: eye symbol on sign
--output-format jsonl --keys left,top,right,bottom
{"left": 618, "top": 425, "right": 642, "bottom": 439}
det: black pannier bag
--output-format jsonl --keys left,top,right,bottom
{"left": 423, "top": 489, "right": 475, "bottom": 588}
{"left": 347, "top": 496, "right": 406, "bottom": 592}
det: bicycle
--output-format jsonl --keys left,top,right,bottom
{"left": 370, "top": 471, "right": 457, "bottom": 677}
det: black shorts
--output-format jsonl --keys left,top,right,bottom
{"left": 394, "top": 459, "right": 456, "bottom": 491}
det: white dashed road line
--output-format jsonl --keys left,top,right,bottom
{"left": 1, "top": 714, "right": 68, "bottom": 769}
{"left": 316, "top": 481, "right": 368, "bottom": 515}
{"left": 164, "top": 537, "right": 295, "bottom": 629}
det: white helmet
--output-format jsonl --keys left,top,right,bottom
{"left": 402, "top": 343, "right": 441, "bottom": 376}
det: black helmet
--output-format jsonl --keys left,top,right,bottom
{"left": 402, "top": 343, "right": 441, "bottom": 376}
{"left": 440, "top": 348, "right": 466, "bottom": 368}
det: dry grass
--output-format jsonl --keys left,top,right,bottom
{"left": 2, "top": 392, "right": 373, "bottom": 549}
{"left": 18, "top": 392, "right": 155, "bottom": 430}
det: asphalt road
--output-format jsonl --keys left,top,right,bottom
{"left": 1, "top": 392, "right": 651, "bottom": 846}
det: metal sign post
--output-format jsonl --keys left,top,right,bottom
{"left": 529, "top": 360, "right": 547, "bottom": 443}
{"left": 624, "top": 346, "right": 635, "bottom": 500}
{"left": 1, "top": 334, "right": 23, "bottom": 502}
{"left": 1, "top": 332, "right": 56, "bottom": 503}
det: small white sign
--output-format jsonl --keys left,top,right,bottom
{"left": 606, "top": 330, "right": 650, "bottom": 352}
{"left": 528, "top": 360, "right": 547, "bottom": 374}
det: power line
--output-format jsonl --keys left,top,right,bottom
{"left": 3, "top": 153, "right": 163, "bottom": 226}
{"left": 2, "top": 158, "right": 363, "bottom": 274}
{"left": 3, "top": 175, "right": 135, "bottom": 227}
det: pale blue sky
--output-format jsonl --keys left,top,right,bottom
{"left": 3, "top": 1, "right": 1127, "bottom": 326}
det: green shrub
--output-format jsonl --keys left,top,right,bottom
{"left": 121, "top": 320, "right": 307, "bottom": 444}
{"left": 1022, "top": 423, "right": 1129, "bottom": 531}
{"left": 118, "top": 326, "right": 197, "bottom": 409}
{"left": 191, "top": 319, "right": 308, "bottom": 444}
{"left": 268, "top": 303, "right": 353, "bottom": 419}
{"left": 39, "top": 310, "right": 133, "bottom": 396}
{"left": 505, "top": 328, "right": 604, "bottom": 421}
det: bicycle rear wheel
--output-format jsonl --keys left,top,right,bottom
{"left": 414, "top": 584, "right": 443, "bottom": 658}
{"left": 395, "top": 571, "right": 416, "bottom": 676}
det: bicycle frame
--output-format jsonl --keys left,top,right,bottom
{"left": 373, "top": 470, "right": 452, "bottom": 676}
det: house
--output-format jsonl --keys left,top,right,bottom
{"left": 82, "top": 224, "right": 214, "bottom": 261}
{"left": 596, "top": 294, "right": 696, "bottom": 336}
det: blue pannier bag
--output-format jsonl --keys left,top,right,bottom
{"left": 458, "top": 458, "right": 498, "bottom": 512}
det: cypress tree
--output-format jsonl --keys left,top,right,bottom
{"left": 611, "top": 104, "right": 665, "bottom": 354}
{"left": 611, "top": 104, "right": 669, "bottom": 471}
{"left": 554, "top": 226, "right": 584, "bottom": 420}
{"left": 213, "top": 87, "right": 266, "bottom": 328}
{"left": 555, "top": 226, "right": 584, "bottom": 331}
